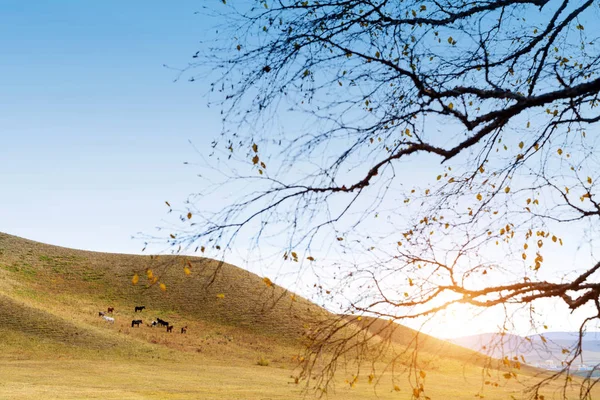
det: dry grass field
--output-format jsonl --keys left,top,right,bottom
{"left": 0, "top": 232, "right": 594, "bottom": 399}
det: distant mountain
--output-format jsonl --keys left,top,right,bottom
{"left": 450, "top": 331, "right": 600, "bottom": 369}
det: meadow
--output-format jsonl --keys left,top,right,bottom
{"left": 0, "top": 232, "right": 594, "bottom": 399}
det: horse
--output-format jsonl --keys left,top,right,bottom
{"left": 134, "top": 306, "right": 145, "bottom": 312}
{"left": 156, "top": 318, "right": 168, "bottom": 327}
{"left": 103, "top": 316, "right": 115, "bottom": 324}
{"left": 107, "top": 307, "right": 114, "bottom": 313}
{"left": 180, "top": 326, "right": 187, "bottom": 334}
{"left": 149, "top": 320, "right": 158, "bottom": 327}
{"left": 166, "top": 325, "right": 173, "bottom": 333}
{"left": 131, "top": 319, "right": 142, "bottom": 328}
{"left": 98, "top": 311, "right": 105, "bottom": 317}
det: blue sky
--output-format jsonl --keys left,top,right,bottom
{"left": 1, "top": 1, "right": 219, "bottom": 253}
{"left": 1, "top": 1, "right": 598, "bottom": 339}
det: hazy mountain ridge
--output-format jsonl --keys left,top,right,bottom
{"left": 450, "top": 331, "right": 600, "bottom": 368}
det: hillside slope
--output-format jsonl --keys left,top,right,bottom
{"left": 0, "top": 232, "right": 492, "bottom": 366}
{"left": 0, "top": 232, "right": 323, "bottom": 341}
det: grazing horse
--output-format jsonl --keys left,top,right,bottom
{"left": 134, "top": 306, "right": 145, "bottom": 312}
{"left": 103, "top": 316, "right": 115, "bottom": 324}
{"left": 180, "top": 326, "right": 187, "bottom": 334}
{"left": 166, "top": 325, "right": 173, "bottom": 333}
{"left": 131, "top": 319, "right": 142, "bottom": 328}
{"left": 107, "top": 307, "right": 114, "bottom": 313}
{"left": 156, "top": 318, "right": 168, "bottom": 327}
{"left": 98, "top": 311, "right": 105, "bottom": 317}
{"left": 149, "top": 320, "right": 158, "bottom": 327}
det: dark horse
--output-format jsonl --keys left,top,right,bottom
{"left": 166, "top": 325, "right": 173, "bottom": 333}
{"left": 156, "top": 318, "right": 168, "bottom": 327}
{"left": 134, "top": 306, "right": 145, "bottom": 312}
{"left": 107, "top": 307, "right": 114, "bottom": 313}
{"left": 131, "top": 319, "right": 142, "bottom": 328}
{"left": 180, "top": 326, "right": 187, "bottom": 334}
{"left": 98, "top": 311, "right": 105, "bottom": 317}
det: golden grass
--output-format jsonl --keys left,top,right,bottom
{"left": 0, "top": 232, "right": 597, "bottom": 399}
{"left": 0, "top": 356, "right": 589, "bottom": 400}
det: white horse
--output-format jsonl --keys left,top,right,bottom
{"left": 103, "top": 316, "right": 115, "bottom": 324}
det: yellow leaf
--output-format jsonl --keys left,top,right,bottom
{"left": 519, "top": 141, "right": 524, "bottom": 149}
{"left": 291, "top": 251, "right": 298, "bottom": 259}
{"left": 170, "top": 234, "right": 176, "bottom": 239}
{"left": 522, "top": 253, "right": 527, "bottom": 260}
{"left": 505, "top": 186, "right": 510, "bottom": 193}
{"left": 252, "top": 143, "right": 258, "bottom": 153}
{"left": 476, "top": 193, "right": 482, "bottom": 201}
{"left": 420, "top": 370, "right": 426, "bottom": 379}
{"left": 557, "top": 148, "right": 563, "bottom": 155}
{"left": 307, "top": 256, "right": 315, "bottom": 261}
{"left": 263, "top": 277, "right": 273, "bottom": 287}
{"left": 447, "top": 102, "right": 454, "bottom": 110}
{"left": 216, "top": 293, "right": 225, "bottom": 299}
{"left": 394, "top": 385, "right": 401, "bottom": 392}
{"left": 187, "top": 212, "right": 192, "bottom": 220}
{"left": 587, "top": 177, "right": 592, "bottom": 184}
{"left": 132, "top": 274, "right": 139, "bottom": 285}
{"left": 436, "top": 175, "right": 442, "bottom": 180}
{"left": 252, "top": 155, "right": 259, "bottom": 165}
{"left": 479, "top": 166, "right": 485, "bottom": 173}
{"left": 183, "top": 267, "right": 191, "bottom": 275}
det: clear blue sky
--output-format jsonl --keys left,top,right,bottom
{"left": 1, "top": 1, "right": 220, "bottom": 253}
{"left": 1, "top": 1, "right": 597, "bottom": 339}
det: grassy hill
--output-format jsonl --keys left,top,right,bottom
{"left": 0, "top": 232, "right": 479, "bottom": 361}
{"left": 0, "top": 232, "right": 591, "bottom": 399}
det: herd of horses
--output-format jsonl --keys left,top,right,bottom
{"left": 98, "top": 306, "right": 188, "bottom": 334}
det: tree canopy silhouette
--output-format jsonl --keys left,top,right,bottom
{"left": 168, "top": 0, "right": 600, "bottom": 397}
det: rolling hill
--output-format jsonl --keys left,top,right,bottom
{"left": 0, "top": 232, "right": 587, "bottom": 399}
{"left": 0, "top": 231, "right": 483, "bottom": 362}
